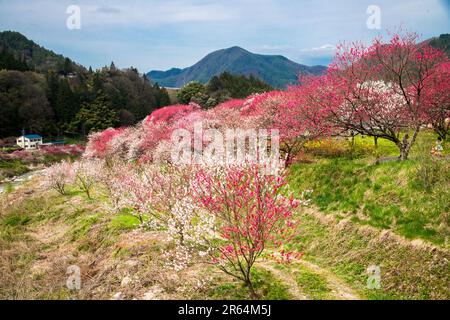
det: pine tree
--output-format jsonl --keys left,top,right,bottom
{"left": 45, "top": 70, "right": 59, "bottom": 115}
{"left": 110, "top": 61, "right": 117, "bottom": 71}
{"left": 72, "top": 91, "right": 118, "bottom": 135}
{"left": 55, "top": 78, "right": 77, "bottom": 124}
{"left": 158, "top": 87, "right": 171, "bottom": 107}
{"left": 0, "top": 47, "right": 29, "bottom": 71}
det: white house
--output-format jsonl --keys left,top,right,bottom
{"left": 16, "top": 134, "right": 43, "bottom": 150}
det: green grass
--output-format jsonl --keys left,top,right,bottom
{"left": 2, "top": 182, "right": 14, "bottom": 193}
{"left": 2, "top": 213, "right": 32, "bottom": 227}
{"left": 294, "top": 265, "right": 332, "bottom": 300}
{"left": 108, "top": 213, "right": 141, "bottom": 232}
{"left": 0, "top": 159, "right": 29, "bottom": 182}
{"left": 290, "top": 210, "right": 449, "bottom": 299}
{"left": 210, "top": 268, "right": 292, "bottom": 300}
{"left": 70, "top": 214, "right": 100, "bottom": 241}
{"left": 289, "top": 132, "right": 450, "bottom": 246}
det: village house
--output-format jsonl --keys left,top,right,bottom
{"left": 16, "top": 134, "right": 43, "bottom": 150}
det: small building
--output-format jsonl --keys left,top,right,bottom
{"left": 16, "top": 134, "right": 43, "bottom": 150}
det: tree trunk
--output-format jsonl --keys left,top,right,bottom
{"left": 284, "top": 147, "right": 293, "bottom": 168}
{"left": 398, "top": 134, "right": 410, "bottom": 161}
{"left": 85, "top": 187, "right": 91, "bottom": 199}
{"left": 374, "top": 136, "right": 378, "bottom": 147}
{"left": 397, "top": 127, "right": 420, "bottom": 161}
{"left": 245, "top": 278, "right": 258, "bottom": 300}
{"left": 399, "top": 145, "right": 409, "bottom": 161}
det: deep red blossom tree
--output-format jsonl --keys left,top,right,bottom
{"left": 138, "top": 103, "right": 204, "bottom": 163}
{"left": 241, "top": 89, "right": 329, "bottom": 165}
{"left": 423, "top": 62, "right": 450, "bottom": 140}
{"left": 206, "top": 99, "right": 246, "bottom": 130}
{"left": 192, "top": 164, "right": 300, "bottom": 298}
{"left": 325, "top": 31, "right": 449, "bottom": 160}
{"left": 145, "top": 103, "right": 200, "bottom": 125}
{"left": 84, "top": 127, "right": 125, "bottom": 159}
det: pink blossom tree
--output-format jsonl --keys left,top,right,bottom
{"left": 326, "top": 32, "right": 449, "bottom": 160}
{"left": 241, "top": 90, "right": 329, "bottom": 166}
{"left": 73, "top": 159, "right": 103, "bottom": 199}
{"left": 42, "top": 160, "right": 75, "bottom": 195}
{"left": 84, "top": 128, "right": 125, "bottom": 159}
{"left": 110, "top": 163, "right": 159, "bottom": 224}
{"left": 192, "top": 163, "right": 301, "bottom": 299}
{"left": 423, "top": 62, "right": 450, "bottom": 140}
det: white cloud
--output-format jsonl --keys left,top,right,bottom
{"left": 0, "top": 0, "right": 447, "bottom": 71}
{"left": 79, "top": 1, "right": 235, "bottom": 27}
{"left": 299, "top": 44, "right": 337, "bottom": 57}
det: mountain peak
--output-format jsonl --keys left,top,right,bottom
{"left": 148, "top": 46, "right": 327, "bottom": 88}
{"left": 223, "top": 46, "right": 248, "bottom": 53}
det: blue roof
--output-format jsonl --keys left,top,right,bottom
{"left": 24, "top": 134, "right": 43, "bottom": 139}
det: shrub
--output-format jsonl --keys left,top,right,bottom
{"left": 305, "top": 139, "right": 351, "bottom": 158}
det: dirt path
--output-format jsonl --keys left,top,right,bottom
{"left": 296, "top": 260, "right": 362, "bottom": 300}
{"left": 1, "top": 181, "right": 366, "bottom": 300}
{"left": 258, "top": 262, "right": 308, "bottom": 300}
{"left": 258, "top": 258, "right": 363, "bottom": 300}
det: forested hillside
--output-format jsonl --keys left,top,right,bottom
{"left": 0, "top": 31, "right": 83, "bottom": 74}
{"left": 175, "top": 72, "right": 273, "bottom": 108}
{"left": 0, "top": 31, "right": 170, "bottom": 139}
{"left": 428, "top": 33, "right": 450, "bottom": 57}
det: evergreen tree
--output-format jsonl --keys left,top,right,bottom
{"left": 110, "top": 61, "right": 117, "bottom": 71}
{"left": 55, "top": 78, "right": 77, "bottom": 124}
{"left": 72, "top": 91, "right": 118, "bottom": 135}
{"left": 0, "top": 70, "right": 53, "bottom": 137}
{"left": 154, "top": 83, "right": 171, "bottom": 107}
{"left": 177, "top": 81, "right": 206, "bottom": 104}
{"left": 0, "top": 47, "right": 29, "bottom": 71}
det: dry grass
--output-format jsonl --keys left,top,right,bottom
{"left": 0, "top": 179, "right": 232, "bottom": 300}
{"left": 1, "top": 170, "right": 448, "bottom": 300}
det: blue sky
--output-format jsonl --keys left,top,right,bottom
{"left": 0, "top": 0, "right": 448, "bottom": 72}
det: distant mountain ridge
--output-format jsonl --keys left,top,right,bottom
{"left": 148, "top": 46, "right": 327, "bottom": 88}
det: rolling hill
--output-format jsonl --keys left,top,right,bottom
{"left": 426, "top": 33, "right": 450, "bottom": 57}
{"left": 147, "top": 46, "right": 327, "bottom": 88}
{"left": 0, "top": 31, "right": 84, "bottom": 74}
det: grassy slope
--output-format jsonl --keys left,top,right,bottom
{"left": 292, "top": 209, "right": 449, "bottom": 300}
{"left": 0, "top": 130, "right": 448, "bottom": 300}
{"left": 289, "top": 132, "right": 449, "bottom": 246}
{"left": 0, "top": 182, "right": 293, "bottom": 300}
{"left": 285, "top": 131, "right": 449, "bottom": 299}
{"left": 0, "top": 159, "right": 29, "bottom": 182}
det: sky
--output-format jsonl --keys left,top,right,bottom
{"left": 0, "top": 0, "right": 448, "bottom": 73}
